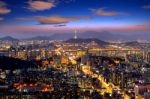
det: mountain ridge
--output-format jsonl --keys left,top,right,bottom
{"left": 65, "top": 38, "right": 109, "bottom": 45}
{"left": 0, "top": 36, "right": 19, "bottom": 41}
{"left": 1, "top": 31, "right": 150, "bottom": 41}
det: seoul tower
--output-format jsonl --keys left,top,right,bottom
{"left": 74, "top": 30, "right": 78, "bottom": 39}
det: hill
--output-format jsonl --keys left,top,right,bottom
{"left": 65, "top": 38, "right": 109, "bottom": 45}
{"left": 0, "top": 56, "right": 37, "bottom": 70}
{"left": 0, "top": 36, "right": 19, "bottom": 41}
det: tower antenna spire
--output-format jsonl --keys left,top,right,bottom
{"left": 74, "top": 29, "right": 77, "bottom": 39}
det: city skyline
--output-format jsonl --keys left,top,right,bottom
{"left": 0, "top": 0, "right": 150, "bottom": 38}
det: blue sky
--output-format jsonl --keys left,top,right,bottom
{"left": 0, "top": 0, "right": 149, "bottom": 38}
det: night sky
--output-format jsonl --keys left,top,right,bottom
{"left": 0, "top": 0, "right": 149, "bottom": 38}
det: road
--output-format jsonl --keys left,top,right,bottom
{"left": 56, "top": 48, "right": 130, "bottom": 98}
{"left": 82, "top": 65, "right": 130, "bottom": 99}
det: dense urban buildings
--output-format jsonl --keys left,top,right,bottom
{"left": 0, "top": 36, "right": 150, "bottom": 99}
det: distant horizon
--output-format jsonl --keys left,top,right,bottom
{"left": 0, "top": 31, "right": 150, "bottom": 42}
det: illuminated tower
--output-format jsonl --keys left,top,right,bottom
{"left": 74, "top": 30, "right": 78, "bottom": 39}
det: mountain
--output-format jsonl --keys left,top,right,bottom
{"left": 121, "top": 41, "right": 143, "bottom": 48}
{"left": 26, "top": 33, "right": 74, "bottom": 40}
{"left": 80, "top": 31, "right": 129, "bottom": 41}
{"left": 27, "top": 36, "right": 51, "bottom": 40}
{"left": 35, "top": 31, "right": 129, "bottom": 41}
{"left": 20, "top": 31, "right": 150, "bottom": 41}
{"left": 26, "top": 31, "right": 117, "bottom": 41}
{"left": 123, "top": 41, "right": 139, "bottom": 45}
{"left": 0, "top": 36, "right": 19, "bottom": 41}
{"left": 128, "top": 33, "right": 150, "bottom": 41}
{"left": 49, "top": 31, "right": 120, "bottom": 41}
{"left": 65, "top": 38, "right": 109, "bottom": 45}
{"left": 49, "top": 33, "right": 74, "bottom": 40}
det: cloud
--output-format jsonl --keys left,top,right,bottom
{"left": 0, "top": 17, "right": 4, "bottom": 21}
{"left": 0, "top": 1, "right": 11, "bottom": 14}
{"left": 0, "top": 1, "right": 6, "bottom": 7}
{"left": 27, "top": 1, "right": 55, "bottom": 11}
{"left": 142, "top": 5, "right": 150, "bottom": 9}
{"left": 0, "top": 8, "right": 11, "bottom": 14}
{"left": 54, "top": 24, "right": 67, "bottom": 27}
{"left": 17, "top": 15, "right": 91, "bottom": 24}
{"left": 93, "top": 8, "right": 127, "bottom": 16}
